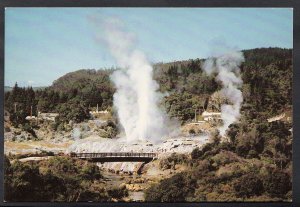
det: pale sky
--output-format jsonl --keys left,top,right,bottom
{"left": 5, "top": 8, "right": 293, "bottom": 87}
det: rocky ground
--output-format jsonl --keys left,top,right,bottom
{"left": 4, "top": 117, "right": 115, "bottom": 154}
{"left": 4, "top": 140, "right": 73, "bottom": 155}
{"left": 5, "top": 115, "right": 209, "bottom": 153}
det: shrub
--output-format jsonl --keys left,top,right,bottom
{"left": 211, "top": 151, "right": 240, "bottom": 166}
{"left": 263, "top": 169, "right": 291, "bottom": 197}
{"left": 189, "top": 129, "right": 196, "bottom": 135}
{"left": 80, "top": 163, "right": 102, "bottom": 181}
{"left": 159, "top": 153, "right": 188, "bottom": 170}
{"left": 47, "top": 156, "right": 78, "bottom": 176}
{"left": 233, "top": 173, "right": 264, "bottom": 198}
{"left": 4, "top": 156, "right": 109, "bottom": 202}
{"left": 22, "top": 123, "right": 37, "bottom": 138}
{"left": 144, "top": 185, "right": 162, "bottom": 202}
{"left": 191, "top": 147, "right": 203, "bottom": 159}
{"left": 4, "top": 161, "right": 43, "bottom": 201}
{"left": 194, "top": 160, "right": 214, "bottom": 173}
{"left": 107, "top": 187, "right": 128, "bottom": 199}
{"left": 99, "top": 120, "right": 118, "bottom": 138}
{"left": 247, "top": 150, "right": 259, "bottom": 159}
{"left": 145, "top": 173, "right": 192, "bottom": 202}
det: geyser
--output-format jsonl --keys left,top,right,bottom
{"left": 203, "top": 50, "right": 244, "bottom": 136}
{"left": 98, "top": 17, "right": 172, "bottom": 143}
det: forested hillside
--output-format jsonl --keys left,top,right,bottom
{"left": 4, "top": 47, "right": 292, "bottom": 127}
{"left": 4, "top": 47, "right": 293, "bottom": 202}
{"left": 50, "top": 47, "right": 293, "bottom": 121}
{"left": 144, "top": 47, "right": 293, "bottom": 202}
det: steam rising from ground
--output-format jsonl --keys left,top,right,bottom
{"left": 72, "top": 128, "right": 81, "bottom": 140}
{"left": 203, "top": 51, "right": 244, "bottom": 136}
{"left": 96, "top": 17, "right": 176, "bottom": 143}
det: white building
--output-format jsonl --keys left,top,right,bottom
{"left": 89, "top": 103, "right": 109, "bottom": 116}
{"left": 25, "top": 116, "right": 37, "bottom": 121}
{"left": 38, "top": 112, "right": 59, "bottom": 122}
{"left": 202, "top": 111, "right": 222, "bottom": 122}
{"left": 90, "top": 110, "right": 109, "bottom": 115}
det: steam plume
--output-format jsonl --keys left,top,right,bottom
{"left": 203, "top": 51, "right": 244, "bottom": 136}
{"left": 73, "top": 128, "right": 81, "bottom": 140}
{"left": 97, "top": 17, "right": 172, "bottom": 143}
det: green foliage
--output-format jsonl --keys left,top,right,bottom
{"left": 4, "top": 48, "right": 293, "bottom": 202}
{"left": 144, "top": 185, "right": 162, "bottom": 202}
{"left": 98, "top": 120, "right": 118, "bottom": 138}
{"left": 241, "top": 48, "right": 292, "bottom": 116}
{"left": 56, "top": 99, "right": 90, "bottom": 125}
{"left": 5, "top": 48, "right": 292, "bottom": 125}
{"left": 107, "top": 186, "right": 129, "bottom": 199}
{"left": 263, "top": 168, "right": 291, "bottom": 197}
{"left": 22, "top": 123, "right": 37, "bottom": 139}
{"left": 193, "top": 159, "right": 215, "bottom": 173}
{"left": 4, "top": 160, "right": 43, "bottom": 201}
{"left": 145, "top": 173, "right": 194, "bottom": 202}
{"left": 191, "top": 147, "right": 202, "bottom": 159}
{"left": 5, "top": 83, "right": 37, "bottom": 127}
{"left": 50, "top": 69, "right": 114, "bottom": 110}
{"left": 233, "top": 173, "right": 264, "bottom": 198}
{"left": 154, "top": 59, "right": 220, "bottom": 95}
{"left": 227, "top": 119, "right": 292, "bottom": 164}
{"left": 4, "top": 70, "right": 114, "bottom": 129}
{"left": 163, "top": 92, "right": 207, "bottom": 123}
{"left": 211, "top": 151, "right": 240, "bottom": 167}
{"left": 146, "top": 120, "right": 292, "bottom": 202}
{"left": 191, "top": 137, "right": 222, "bottom": 160}
{"left": 80, "top": 163, "right": 102, "bottom": 181}
{"left": 3, "top": 156, "right": 123, "bottom": 202}
{"left": 159, "top": 153, "right": 188, "bottom": 170}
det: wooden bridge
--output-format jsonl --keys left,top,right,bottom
{"left": 70, "top": 152, "right": 157, "bottom": 163}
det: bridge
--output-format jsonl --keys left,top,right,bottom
{"left": 70, "top": 152, "right": 157, "bottom": 163}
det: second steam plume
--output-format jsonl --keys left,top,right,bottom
{"left": 203, "top": 50, "right": 245, "bottom": 136}
{"left": 98, "top": 17, "right": 171, "bottom": 143}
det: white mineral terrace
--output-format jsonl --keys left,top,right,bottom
{"left": 67, "top": 135, "right": 209, "bottom": 173}
{"left": 67, "top": 135, "right": 209, "bottom": 156}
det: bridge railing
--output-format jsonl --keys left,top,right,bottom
{"left": 70, "top": 152, "right": 157, "bottom": 159}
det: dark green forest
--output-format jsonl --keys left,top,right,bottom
{"left": 4, "top": 155, "right": 128, "bottom": 202}
{"left": 145, "top": 120, "right": 292, "bottom": 201}
{"left": 143, "top": 47, "right": 293, "bottom": 202}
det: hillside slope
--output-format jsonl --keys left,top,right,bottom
{"left": 4, "top": 47, "right": 292, "bottom": 128}
{"left": 48, "top": 47, "right": 292, "bottom": 119}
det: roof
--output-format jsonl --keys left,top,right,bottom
{"left": 202, "top": 111, "right": 221, "bottom": 117}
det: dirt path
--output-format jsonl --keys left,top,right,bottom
{"left": 4, "top": 140, "right": 74, "bottom": 155}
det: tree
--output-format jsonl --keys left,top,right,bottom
{"left": 233, "top": 173, "right": 264, "bottom": 198}
{"left": 56, "top": 99, "right": 90, "bottom": 126}
{"left": 145, "top": 173, "right": 193, "bottom": 202}
{"left": 191, "top": 147, "right": 203, "bottom": 159}
{"left": 263, "top": 169, "right": 291, "bottom": 197}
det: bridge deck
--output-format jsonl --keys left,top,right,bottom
{"left": 70, "top": 152, "right": 157, "bottom": 162}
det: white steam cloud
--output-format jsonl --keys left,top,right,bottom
{"left": 203, "top": 51, "right": 245, "bottom": 136}
{"left": 96, "top": 17, "right": 175, "bottom": 143}
{"left": 73, "top": 127, "right": 81, "bottom": 140}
